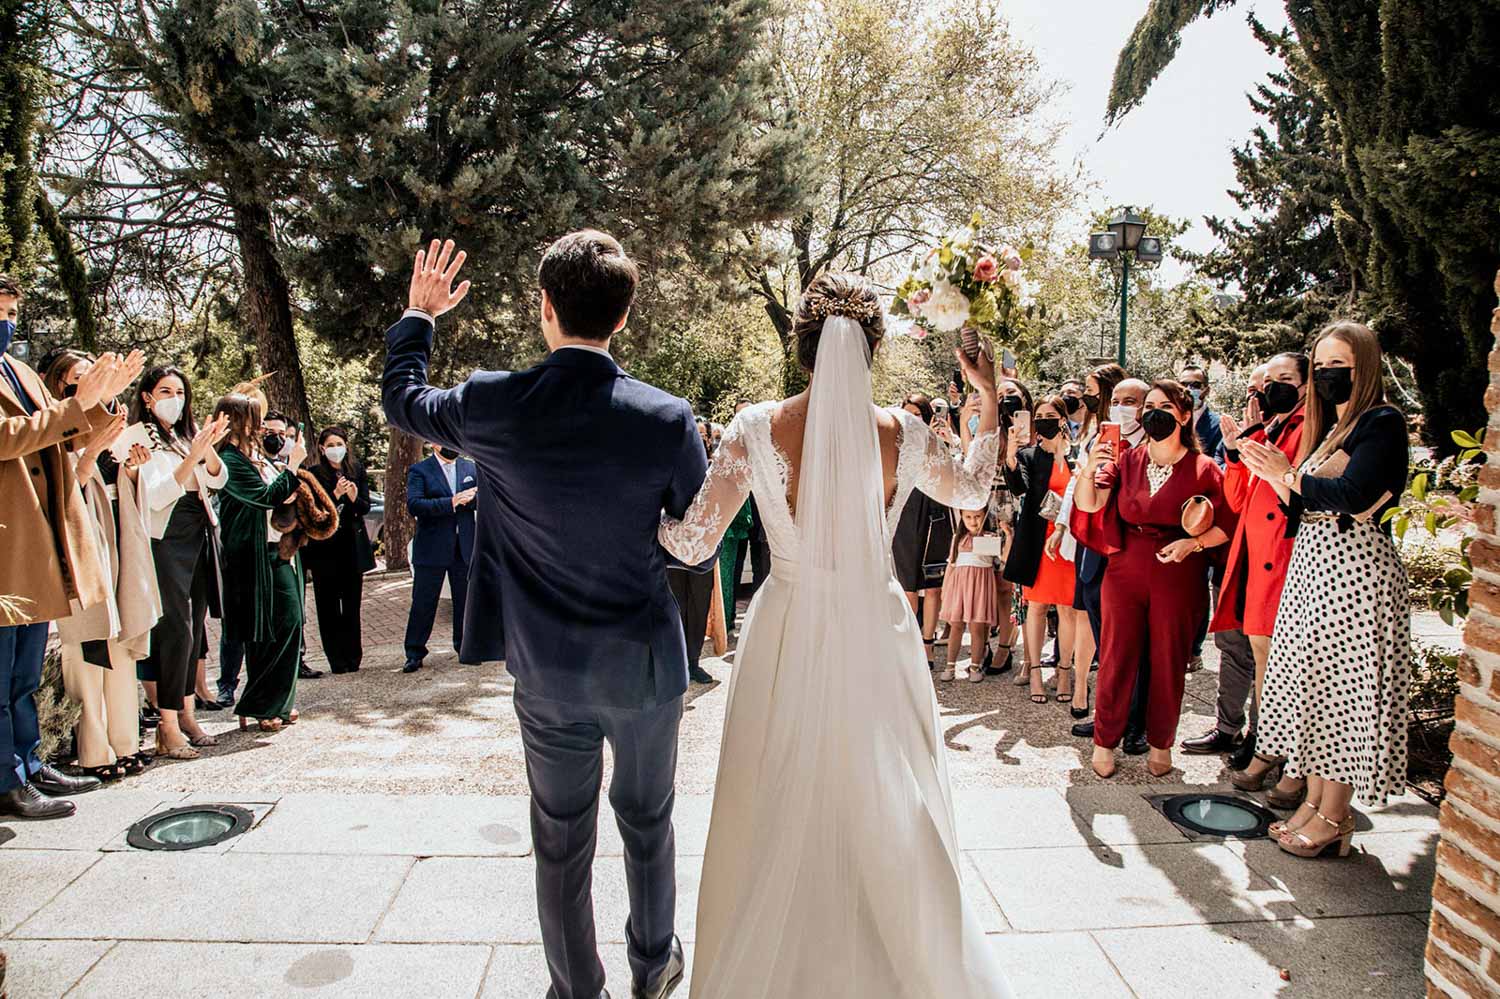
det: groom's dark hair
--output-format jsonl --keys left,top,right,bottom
{"left": 537, "top": 230, "right": 639, "bottom": 342}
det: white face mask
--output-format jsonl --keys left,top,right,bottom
{"left": 152, "top": 395, "right": 185, "bottom": 426}
{"left": 324, "top": 445, "right": 347, "bottom": 465}
{"left": 1109, "top": 404, "right": 1141, "bottom": 435}
{"left": 280, "top": 436, "right": 296, "bottom": 457}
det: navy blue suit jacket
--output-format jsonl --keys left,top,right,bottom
{"left": 383, "top": 315, "right": 711, "bottom": 709}
{"left": 407, "top": 455, "right": 477, "bottom": 568}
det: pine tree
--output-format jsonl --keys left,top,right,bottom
{"left": 1107, "top": 0, "right": 1500, "bottom": 451}
{"left": 0, "top": 0, "right": 45, "bottom": 278}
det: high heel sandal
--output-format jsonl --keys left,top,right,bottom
{"left": 1268, "top": 800, "right": 1320, "bottom": 840}
{"left": 80, "top": 763, "right": 124, "bottom": 783}
{"left": 1265, "top": 778, "right": 1308, "bottom": 811}
{"left": 154, "top": 737, "right": 200, "bottom": 761}
{"left": 1230, "top": 753, "right": 1284, "bottom": 792}
{"left": 1054, "top": 666, "right": 1073, "bottom": 702}
{"left": 1013, "top": 661, "right": 1032, "bottom": 687}
{"left": 1278, "top": 810, "right": 1355, "bottom": 858}
{"left": 1028, "top": 670, "right": 1047, "bottom": 704}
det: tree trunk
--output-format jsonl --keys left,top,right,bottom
{"left": 231, "top": 196, "right": 311, "bottom": 431}
{"left": 381, "top": 427, "right": 422, "bottom": 571}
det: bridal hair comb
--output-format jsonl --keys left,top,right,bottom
{"left": 808, "top": 296, "right": 882, "bottom": 323}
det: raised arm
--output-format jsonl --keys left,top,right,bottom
{"left": 381, "top": 239, "right": 474, "bottom": 453}
{"left": 659, "top": 410, "right": 750, "bottom": 566}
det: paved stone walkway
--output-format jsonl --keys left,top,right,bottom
{"left": 0, "top": 576, "right": 1444, "bottom": 997}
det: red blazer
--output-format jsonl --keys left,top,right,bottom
{"left": 1210, "top": 407, "right": 1306, "bottom": 637}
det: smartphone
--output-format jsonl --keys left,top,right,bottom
{"left": 951, "top": 368, "right": 964, "bottom": 391}
{"left": 1012, "top": 410, "right": 1031, "bottom": 439}
{"left": 1098, "top": 422, "right": 1122, "bottom": 449}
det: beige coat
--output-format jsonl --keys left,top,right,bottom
{"left": 56, "top": 457, "right": 163, "bottom": 660}
{"left": 0, "top": 356, "right": 112, "bottom": 625}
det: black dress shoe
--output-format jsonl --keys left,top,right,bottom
{"left": 632, "top": 936, "right": 685, "bottom": 999}
{"left": 1123, "top": 734, "right": 1150, "bottom": 756}
{"left": 1070, "top": 720, "right": 1095, "bottom": 739}
{"left": 402, "top": 660, "right": 423, "bottom": 674}
{"left": 1228, "top": 730, "right": 1258, "bottom": 771}
{"left": 688, "top": 665, "right": 714, "bottom": 684}
{"left": 31, "top": 763, "right": 101, "bottom": 797}
{"left": 0, "top": 783, "right": 76, "bottom": 819}
{"left": 298, "top": 664, "right": 326, "bottom": 679}
{"left": 1180, "top": 728, "right": 1241, "bottom": 756}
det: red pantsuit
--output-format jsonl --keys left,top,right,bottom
{"left": 1210, "top": 409, "right": 1305, "bottom": 637}
{"left": 1090, "top": 447, "right": 1232, "bottom": 750}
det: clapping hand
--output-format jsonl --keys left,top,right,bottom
{"left": 190, "top": 414, "right": 230, "bottom": 461}
{"left": 335, "top": 476, "right": 356, "bottom": 502}
{"left": 409, "top": 239, "right": 472, "bottom": 319}
{"left": 1220, "top": 413, "right": 1242, "bottom": 451}
{"left": 1239, "top": 438, "right": 1292, "bottom": 483}
{"left": 452, "top": 486, "right": 478, "bottom": 509}
{"left": 73, "top": 350, "right": 145, "bottom": 411}
{"left": 1244, "top": 390, "right": 1264, "bottom": 429}
{"left": 80, "top": 409, "right": 127, "bottom": 464}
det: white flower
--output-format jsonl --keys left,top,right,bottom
{"left": 917, "top": 250, "right": 942, "bottom": 284}
{"left": 923, "top": 280, "right": 970, "bottom": 333}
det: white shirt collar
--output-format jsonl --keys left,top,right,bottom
{"left": 553, "top": 343, "right": 613, "bottom": 359}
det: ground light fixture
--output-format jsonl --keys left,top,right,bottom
{"left": 1157, "top": 793, "right": 1279, "bottom": 839}
{"left": 126, "top": 804, "right": 256, "bottom": 851}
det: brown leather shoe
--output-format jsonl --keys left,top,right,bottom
{"left": 0, "top": 783, "right": 76, "bottom": 820}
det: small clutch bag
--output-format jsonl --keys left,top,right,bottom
{"left": 1181, "top": 495, "right": 1214, "bottom": 537}
{"left": 1038, "top": 489, "right": 1064, "bottom": 523}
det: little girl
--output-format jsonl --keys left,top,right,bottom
{"left": 936, "top": 507, "right": 1003, "bottom": 681}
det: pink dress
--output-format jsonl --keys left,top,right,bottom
{"left": 940, "top": 535, "right": 1000, "bottom": 626}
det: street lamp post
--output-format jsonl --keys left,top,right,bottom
{"left": 1088, "top": 207, "right": 1164, "bottom": 367}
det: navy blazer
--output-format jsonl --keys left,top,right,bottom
{"left": 407, "top": 454, "right": 477, "bottom": 568}
{"left": 382, "top": 316, "right": 711, "bottom": 709}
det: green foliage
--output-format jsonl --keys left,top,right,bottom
{"left": 626, "top": 299, "right": 783, "bottom": 422}
{"left": 1409, "top": 640, "right": 1460, "bottom": 723}
{"left": 0, "top": 0, "right": 46, "bottom": 278}
{"left": 1387, "top": 427, "right": 1484, "bottom": 623}
{"left": 1108, "top": 1, "right": 1500, "bottom": 453}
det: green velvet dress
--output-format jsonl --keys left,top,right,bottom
{"left": 218, "top": 447, "right": 303, "bottom": 722}
{"left": 719, "top": 499, "right": 754, "bottom": 632}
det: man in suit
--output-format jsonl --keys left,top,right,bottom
{"left": 384, "top": 233, "right": 709, "bottom": 999}
{"left": 0, "top": 274, "right": 142, "bottom": 819}
{"left": 401, "top": 443, "right": 476, "bottom": 674}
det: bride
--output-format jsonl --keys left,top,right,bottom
{"left": 659, "top": 274, "right": 1012, "bottom": 997}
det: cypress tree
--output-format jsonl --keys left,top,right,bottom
{"left": 0, "top": 0, "right": 46, "bottom": 278}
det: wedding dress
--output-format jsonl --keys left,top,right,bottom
{"left": 658, "top": 318, "right": 1012, "bottom": 998}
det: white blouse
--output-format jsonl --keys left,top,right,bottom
{"left": 137, "top": 430, "right": 228, "bottom": 539}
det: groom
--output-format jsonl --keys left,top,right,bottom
{"left": 383, "top": 233, "right": 709, "bottom": 999}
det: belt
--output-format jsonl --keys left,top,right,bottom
{"left": 771, "top": 555, "right": 893, "bottom": 584}
{"left": 1126, "top": 523, "right": 1181, "bottom": 540}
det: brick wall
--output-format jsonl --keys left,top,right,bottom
{"left": 1427, "top": 271, "right": 1500, "bottom": 997}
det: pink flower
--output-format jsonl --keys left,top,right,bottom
{"left": 972, "top": 255, "right": 1000, "bottom": 283}
{"left": 906, "top": 288, "right": 932, "bottom": 315}
{"left": 998, "top": 244, "right": 1023, "bottom": 271}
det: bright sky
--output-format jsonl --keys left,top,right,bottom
{"left": 1001, "top": 0, "right": 1291, "bottom": 284}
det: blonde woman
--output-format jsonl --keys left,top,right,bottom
{"left": 1238, "top": 322, "right": 1411, "bottom": 859}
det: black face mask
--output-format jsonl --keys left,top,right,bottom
{"left": 1001, "top": 395, "right": 1025, "bottom": 415}
{"left": 1033, "top": 417, "right": 1062, "bottom": 440}
{"left": 437, "top": 447, "right": 460, "bottom": 461}
{"left": 62, "top": 384, "right": 77, "bottom": 399}
{"left": 261, "top": 432, "right": 284, "bottom": 457}
{"left": 1081, "top": 393, "right": 1101, "bottom": 414}
{"left": 1313, "top": 367, "right": 1354, "bottom": 405}
{"left": 1062, "top": 395, "right": 1083, "bottom": 416}
{"left": 1140, "top": 408, "right": 1180, "bottom": 442}
{"left": 1262, "top": 380, "right": 1301, "bottom": 415}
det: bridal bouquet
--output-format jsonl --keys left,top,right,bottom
{"left": 892, "top": 215, "right": 1040, "bottom": 351}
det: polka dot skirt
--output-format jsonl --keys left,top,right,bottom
{"left": 1258, "top": 515, "right": 1412, "bottom": 806}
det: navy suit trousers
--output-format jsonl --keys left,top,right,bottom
{"left": 514, "top": 685, "right": 681, "bottom": 999}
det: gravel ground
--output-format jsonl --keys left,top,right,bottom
{"left": 125, "top": 575, "right": 1245, "bottom": 798}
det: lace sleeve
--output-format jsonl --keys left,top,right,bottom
{"left": 658, "top": 412, "right": 754, "bottom": 565}
{"left": 915, "top": 415, "right": 1001, "bottom": 511}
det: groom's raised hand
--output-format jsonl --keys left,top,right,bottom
{"left": 408, "top": 238, "right": 472, "bottom": 319}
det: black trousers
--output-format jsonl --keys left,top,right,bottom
{"left": 1078, "top": 568, "right": 1148, "bottom": 739}
{"left": 666, "top": 567, "right": 712, "bottom": 671}
{"left": 514, "top": 685, "right": 681, "bottom": 999}
{"left": 141, "top": 499, "right": 212, "bottom": 711}
{"left": 311, "top": 567, "right": 366, "bottom": 672}
{"left": 404, "top": 560, "right": 469, "bottom": 665}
